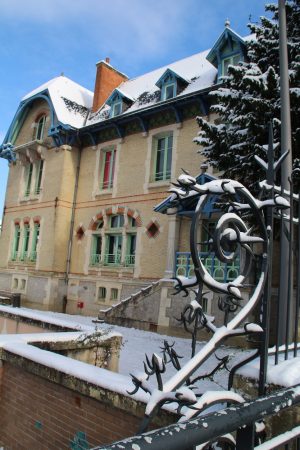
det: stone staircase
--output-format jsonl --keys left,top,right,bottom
{"left": 98, "top": 281, "right": 162, "bottom": 330}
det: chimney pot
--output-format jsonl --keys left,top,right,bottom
{"left": 105, "top": 57, "right": 110, "bottom": 64}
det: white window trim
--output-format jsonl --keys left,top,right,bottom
{"left": 162, "top": 82, "right": 176, "bottom": 101}
{"left": 144, "top": 125, "right": 179, "bottom": 192}
{"left": 111, "top": 101, "right": 122, "bottom": 118}
{"left": 92, "top": 139, "right": 122, "bottom": 199}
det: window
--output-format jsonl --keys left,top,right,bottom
{"left": 222, "top": 54, "right": 240, "bottom": 76}
{"left": 162, "top": 82, "right": 176, "bottom": 100}
{"left": 111, "top": 101, "right": 122, "bottom": 117}
{"left": 111, "top": 288, "right": 118, "bottom": 300}
{"left": 153, "top": 134, "right": 173, "bottom": 181}
{"left": 100, "top": 147, "right": 116, "bottom": 190}
{"left": 34, "top": 160, "right": 44, "bottom": 195}
{"left": 90, "top": 221, "right": 103, "bottom": 266}
{"left": 97, "top": 287, "right": 106, "bottom": 301}
{"left": 90, "top": 212, "right": 138, "bottom": 268}
{"left": 35, "top": 115, "right": 46, "bottom": 141}
{"left": 30, "top": 223, "right": 40, "bottom": 262}
{"left": 110, "top": 215, "right": 124, "bottom": 228}
{"left": 20, "top": 224, "right": 30, "bottom": 261}
{"left": 11, "top": 224, "right": 21, "bottom": 261}
{"left": 23, "top": 159, "right": 44, "bottom": 198}
{"left": 106, "top": 234, "right": 122, "bottom": 265}
{"left": 125, "top": 234, "right": 136, "bottom": 266}
{"left": 25, "top": 163, "right": 33, "bottom": 197}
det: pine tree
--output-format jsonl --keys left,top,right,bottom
{"left": 196, "top": 1, "right": 300, "bottom": 189}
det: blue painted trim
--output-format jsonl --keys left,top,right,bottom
{"left": 171, "top": 105, "right": 182, "bottom": 123}
{"left": 154, "top": 172, "right": 219, "bottom": 215}
{"left": 155, "top": 68, "right": 188, "bottom": 89}
{"left": 106, "top": 89, "right": 133, "bottom": 106}
{"left": 206, "top": 27, "right": 246, "bottom": 68}
{"left": 137, "top": 116, "right": 148, "bottom": 133}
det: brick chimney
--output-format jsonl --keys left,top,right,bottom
{"left": 92, "top": 58, "right": 128, "bottom": 112}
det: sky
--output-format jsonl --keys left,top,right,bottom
{"left": 0, "top": 0, "right": 268, "bottom": 216}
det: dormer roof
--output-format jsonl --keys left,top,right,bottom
{"left": 206, "top": 27, "right": 247, "bottom": 68}
{"left": 105, "top": 88, "right": 134, "bottom": 106}
{"left": 155, "top": 68, "right": 189, "bottom": 89}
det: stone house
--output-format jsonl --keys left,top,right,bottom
{"left": 0, "top": 25, "right": 248, "bottom": 329}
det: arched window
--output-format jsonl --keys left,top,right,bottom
{"left": 90, "top": 212, "right": 138, "bottom": 267}
{"left": 35, "top": 115, "right": 47, "bottom": 141}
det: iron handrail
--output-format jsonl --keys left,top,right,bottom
{"left": 94, "top": 384, "right": 300, "bottom": 450}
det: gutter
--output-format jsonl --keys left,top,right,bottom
{"left": 80, "top": 84, "right": 218, "bottom": 134}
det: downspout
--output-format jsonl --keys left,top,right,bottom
{"left": 65, "top": 142, "right": 82, "bottom": 285}
{"left": 65, "top": 111, "right": 90, "bottom": 287}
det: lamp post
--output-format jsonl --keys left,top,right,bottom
{"left": 278, "top": 0, "right": 293, "bottom": 344}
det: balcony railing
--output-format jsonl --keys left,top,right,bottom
{"left": 90, "top": 253, "right": 135, "bottom": 267}
{"left": 124, "top": 254, "right": 135, "bottom": 267}
{"left": 11, "top": 251, "right": 37, "bottom": 263}
{"left": 175, "top": 252, "right": 240, "bottom": 282}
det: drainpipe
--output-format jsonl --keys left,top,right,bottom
{"left": 65, "top": 142, "right": 82, "bottom": 285}
{"left": 65, "top": 108, "right": 90, "bottom": 287}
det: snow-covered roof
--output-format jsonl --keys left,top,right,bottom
{"left": 22, "top": 76, "right": 93, "bottom": 129}
{"left": 19, "top": 30, "right": 252, "bottom": 131}
{"left": 86, "top": 48, "right": 218, "bottom": 126}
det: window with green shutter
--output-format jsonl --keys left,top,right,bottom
{"left": 11, "top": 224, "right": 21, "bottom": 261}
{"left": 20, "top": 224, "right": 30, "bottom": 261}
{"left": 153, "top": 134, "right": 173, "bottom": 182}
{"left": 30, "top": 223, "right": 40, "bottom": 261}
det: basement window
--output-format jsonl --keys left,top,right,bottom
{"left": 111, "top": 288, "right": 118, "bottom": 300}
{"left": 98, "top": 287, "right": 106, "bottom": 301}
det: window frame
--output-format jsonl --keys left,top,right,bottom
{"left": 111, "top": 101, "right": 122, "bottom": 118}
{"left": 99, "top": 146, "right": 116, "bottom": 191}
{"left": 35, "top": 115, "right": 47, "bottom": 141}
{"left": 34, "top": 159, "right": 44, "bottom": 195}
{"left": 152, "top": 133, "right": 173, "bottom": 182}
{"left": 221, "top": 54, "right": 241, "bottom": 77}
{"left": 24, "top": 163, "right": 33, "bottom": 197}
{"left": 30, "top": 222, "right": 40, "bottom": 262}
{"left": 20, "top": 224, "right": 30, "bottom": 261}
{"left": 162, "top": 82, "right": 176, "bottom": 101}
{"left": 11, "top": 224, "right": 21, "bottom": 261}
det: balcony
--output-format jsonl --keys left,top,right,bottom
{"left": 90, "top": 253, "right": 135, "bottom": 268}
{"left": 175, "top": 252, "right": 240, "bottom": 282}
{"left": 11, "top": 251, "right": 37, "bottom": 263}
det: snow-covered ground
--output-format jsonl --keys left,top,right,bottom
{"left": 0, "top": 305, "right": 252, "bottom": 391}
{"left": 1, "top": 306, "right": 299, "bottom": 394}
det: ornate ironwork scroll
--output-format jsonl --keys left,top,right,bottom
{"left": 129, "top": 134, "right": 290, "bottom": 444}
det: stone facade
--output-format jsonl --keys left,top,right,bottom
{"left": 0, "top": 25, "right": 248, "bottom": 321}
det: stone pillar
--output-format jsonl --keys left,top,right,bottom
{"left": 164, "top": 210, "right": 179, "bottom": 279}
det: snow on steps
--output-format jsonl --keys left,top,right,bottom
{"left": 98, "top": 281, "right": 161, "bottom": 324}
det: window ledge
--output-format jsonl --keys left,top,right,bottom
{"left": 20, "top": 194, "right": 40, "bottom": 203}
{"left": 148, "top": 180, "right": 171, "bottom": 189}
{"left": 89, "top": 264, "right": 134, "bottom": 273}
{"left": 93, "top": 189, "right": 113, "bottom": 198}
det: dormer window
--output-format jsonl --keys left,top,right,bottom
{"left": 155, "top": 68, "right": 188, "bottom": 102}
{"left": 106, "top": 89, "right": 133, "bottom": 119}
{"left": 222, "top": 54, "right": 241, "bottom": 76}
{"left": 111, "top": 101, "right": 122, "bottom": 117}
{"left": 162, "top": 82, "right": 176, "bottom": 100}
{"left": 206, "top": 25, "right": 246, "bottom": 82}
